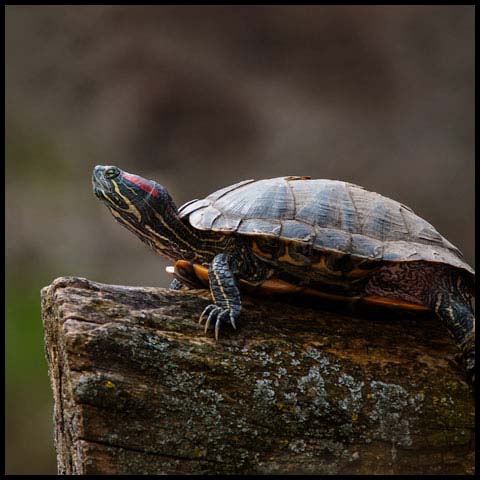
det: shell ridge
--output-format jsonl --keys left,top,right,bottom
{"left": 344, "top": 183, "right": 362, "bottom": 234}
{"left": 208, "top": 179, "right": 256, "bottom": 203}
{"left": 398, "top": 205, "right": 412, "bottom": 239}
{"left": 179, "top": 199, "right": 208, "bottom": 219}
{"left": 178, "top": 198, "right": 199, "bottom": 215}
{"left": 283, "top": 177, "right": 297, "bottom": 221}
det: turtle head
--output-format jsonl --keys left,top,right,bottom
{"left": 92, "top": 165, "right": 184, "bottom": 259}
{"left": 94, "top": 163, "right": 170, "bottom": 202}
{"left": 92, "top": 165, "right": 176, "bottom": 215}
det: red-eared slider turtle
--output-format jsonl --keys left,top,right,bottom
{"left": 92, "top": 166, "right": 475, "bottom": 382}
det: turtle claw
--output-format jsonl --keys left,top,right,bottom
{"left": 199, "top": 305, "right": 237, "bottom": 339}
{"left": 204, "top": 309, "right": 217, "bottom": 333}
{"left": 199, "top": 304, "right": 215, "bottom": 325}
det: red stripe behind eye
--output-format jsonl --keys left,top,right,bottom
{"left": 122, "top": 172, "right": 160, "bottom": 198}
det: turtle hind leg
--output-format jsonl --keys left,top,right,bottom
{"left": 434, "top": 290, "right": 475, "bottom": 384}
{"left": 366, "top": 262, "right": 475, "bottom": 384}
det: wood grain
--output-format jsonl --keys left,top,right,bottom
{"left": 42, "top": 276, "right": 474, "bottom": 475}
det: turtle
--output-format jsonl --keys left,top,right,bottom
{"left": 92, "top": 166, "right": 475, "bottom": 383}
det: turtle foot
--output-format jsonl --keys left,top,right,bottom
{"left": 199, "top": 304, "right": 237, "bottom": 340}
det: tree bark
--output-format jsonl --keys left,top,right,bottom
{"left": 41, "top": 276, "right": 474, "bottom": 475}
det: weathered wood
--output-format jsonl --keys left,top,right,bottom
{"left": 41, "top": 276, "right": 474, "bottom": 475}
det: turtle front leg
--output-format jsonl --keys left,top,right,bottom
{"left": 199, "top": 253, "right": 242, "bottom": 340}
{"left": 434, "top": 292, "right": 475, "bottom": 384}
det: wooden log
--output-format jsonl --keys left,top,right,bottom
{"left": 41, "top": 276, "right": 474, "bottom": 475}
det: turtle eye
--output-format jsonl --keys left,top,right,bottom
{"left": 105, "top": 167, "right": 120, "bottom": 179}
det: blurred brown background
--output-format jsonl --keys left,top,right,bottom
{"left": 5, "top": 5, "right": 474, "bottom": 474}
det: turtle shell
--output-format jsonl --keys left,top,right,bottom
{"left": 178, "top": 177, "right": 474, "bottom": 278}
